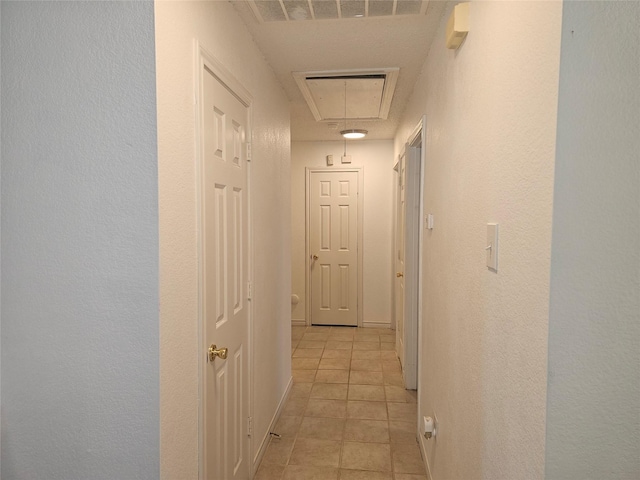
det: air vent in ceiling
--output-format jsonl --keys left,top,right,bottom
{"left": 247, "top": 0, "right": 429, "bottom": 22}
{"left": 293, "top": 68, "right": 399, "bottom": 122}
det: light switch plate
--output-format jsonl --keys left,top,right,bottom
{"left": 326, "top": 154, "right": 334, "bottom": 166}
{"left": 487, "top": 223, "right": 499, "bottom": 271}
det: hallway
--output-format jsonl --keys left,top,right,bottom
{"left": 255, "top": 326, "right": 425, "bottom": 480}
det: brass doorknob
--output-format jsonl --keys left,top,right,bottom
{"left": 208, "top": 344, "right": 228, "bottom": 362}
{"left": 396, "top": 272, "right": 404, "bottom": 277}
{"left": 312, "top": 254, "right": 319, "bottom": 260}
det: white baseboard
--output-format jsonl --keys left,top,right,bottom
{"left": 362, "top": 321, "right": 392, "bottom": 329}
{"left": 293, "top": 320, "right": 391, "bottom": 329}
{"left": 252, "top": 376, "right": 294, "bottom": 474}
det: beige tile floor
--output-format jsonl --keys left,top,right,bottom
{"left": 255, "top": 326, "right": 426, "bottom": 480}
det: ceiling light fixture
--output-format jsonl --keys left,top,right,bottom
{"left": 340, "top": 129, "right": 368, "bottom": 139}
{"left": 340, "top": 81, "right": 368, "bottom": 141}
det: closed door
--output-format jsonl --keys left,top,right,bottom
{"left": 201, "top": 62, "right": 249, "bottom": 480}
{"left": 309, "top": 170, "right": 359, "bottom": 326}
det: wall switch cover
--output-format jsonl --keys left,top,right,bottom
{"left": 326, "top": 154, "right": 334, "bottom": 166}
{"left": 487, "top": 223, "right": 498, "bottom": 271}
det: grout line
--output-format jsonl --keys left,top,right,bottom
{"left": 284, "top": 325, "right": 411, "bottom": 479}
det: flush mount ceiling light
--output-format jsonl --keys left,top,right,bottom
{"left": 341, "top": 129, "right": 368, "bottom": 139}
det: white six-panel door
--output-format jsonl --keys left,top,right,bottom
{"left": 200, "top": 57, "right": 250, "bottom": 480}
{"left": 308, "top": 170, "right": 359, "bottom": 326}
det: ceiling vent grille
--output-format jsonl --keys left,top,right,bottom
{"left": 293, "top": 68, "right": 399, "bottom": 122}
{"left": 247, "top": 0, "right": 428, "bottom": 22}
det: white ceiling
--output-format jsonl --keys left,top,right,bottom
{"left": 230, "top": 0, "right": 449, "bottom": 141}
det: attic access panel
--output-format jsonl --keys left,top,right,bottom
{"left": 293, "top": 69, "right": 399, "bottom": 122}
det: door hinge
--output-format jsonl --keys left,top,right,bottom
{"left": 245, "top": 142, "right": 252, "bottom": 162}
{"left": 247, "top": 281, "right": 253, "bottom": 301}
{"left": 247, "top": 416, "right": 253, "bottom": 437}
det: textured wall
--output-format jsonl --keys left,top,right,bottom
{"left": 291, "top": 141, "right": 395, "bottom": 327}
{"left": 395, "top": 1, "right": 562, "bottom": 479}
{"left": 1, "top": 2, "right": 159, "bottom": 478}
{"left": 154, "top": 1, "right": 291, "bottom": 477}
{"left": 545, "top": 2, "right": 640, "bottom": 478}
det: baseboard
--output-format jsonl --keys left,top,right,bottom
{"left": 362, "top": 321, "right": 392, "bottom": 329}
{"left": 252, "top": 376, "right": 294, "bottom": 474}
{"left": 294, "top": 320, "right": 391, "bottom": 329}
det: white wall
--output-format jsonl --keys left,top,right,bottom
{"left": 1, "top": 2, "right": 159, "bottom": 478}
{"left": 291, "top": 140, "right": 395, "bottom": 327}
{"left": 155, "top": 2, "right": 291, "bottom": 477}
{"left": 545, "top": 2, "right": 640, "bottom": 478}
{"left": 395, "top": 2, "right": 562, "bottom": 479}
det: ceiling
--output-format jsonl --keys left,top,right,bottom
{"left": 230, "top": 0, "right": 449, "bottom": 141}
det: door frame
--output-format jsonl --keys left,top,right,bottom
{"left": 305, "top": 167, "right": 364, "bottom": 327}
{"left": 400, "top": 116, "right": 426, "bottom": 390}
{"left": 194, "top": 41, "right": 254, "bottom": 480}
{"left": 392, "top": 156, "right": 401, "bottom": 332}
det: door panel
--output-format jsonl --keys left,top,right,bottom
{"left": 396, "top": 154, "right": 406, "bottom": 365}
{"left": 309, "top": 171, "right": 359, "bottom": 326}
{"left": 402, "top": 146, "right": 421, "bottom": 389}
{"left": 202, "top": 63, "right": 249, "bottom": 480}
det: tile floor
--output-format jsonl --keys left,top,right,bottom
{"left": 254, "top": 325, "right": 426, "bottom": 480}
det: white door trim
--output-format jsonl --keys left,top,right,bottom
{"left": 406, "top": 115, "right": 425, "bottom": 391}
{"left": 401, "top": 116, "right": 426, "bottom": 390}
{"left": 194, "top": 41, "right": 254, "bottom": 480}
{"left": 411, "top": 116, "right": 425, "bottom": 393}
{"left": 391, "top": 155, "right": 400, "bottom": 332}
{"left": 305, "top": 167, "right": 364, "bottom": 327}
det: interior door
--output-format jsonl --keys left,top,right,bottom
{"left": 309, "top": 170, "right": 359, "bottom": 326}
{"left": 401, "top": 146, "right": 421, "bottom": 389}
{"left": 395, "top": 153, "right": 406, "bottom": 365}
{"left": 201, "top": 63, "right": 249, "bottom": 480}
